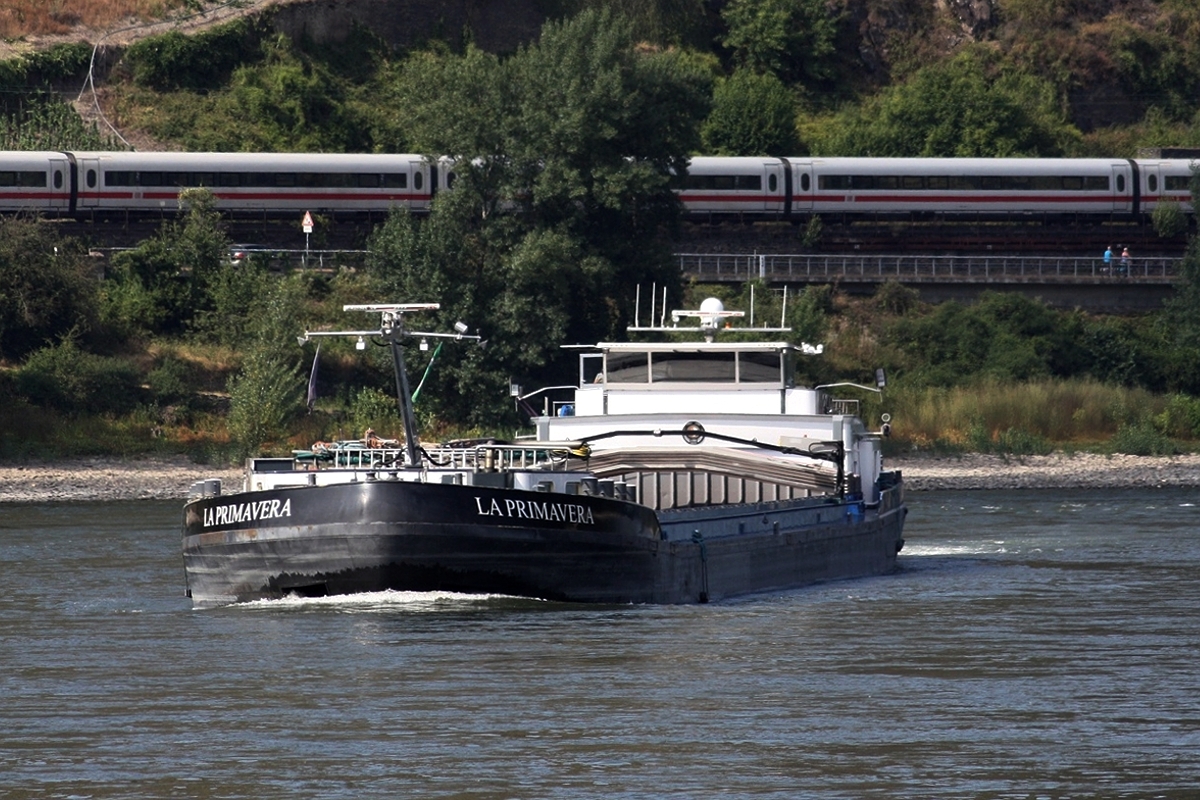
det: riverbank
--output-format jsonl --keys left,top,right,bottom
{"left": 2, "top": 451, "right": 1200, "bottom": 503}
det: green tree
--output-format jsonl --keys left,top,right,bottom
{"left": 815, "top": 49, "right": 1081, "bottom": 156}
{"left": 0, "top": 219, "right": 100, "bottom": 360}
{"left": 720, "top": 0, "right": 840, "bottom": 85}
{"left": 372, "top": 10, "right": 710, "bottom": 426}
{"left": 227, "top": 276, "right": 307, "bottom": 456}
{"left": 701, "top": 69, "right": 798, "bottom": 155}
{"left": 102, "top": 189, "right": 230, "bottom": 337}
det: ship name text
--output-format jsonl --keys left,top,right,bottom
{"left": 204, "top": 498, "right": 293, "bottom": 528}
{"left": 474, "top": 496, "right": 595, "bottom": 525}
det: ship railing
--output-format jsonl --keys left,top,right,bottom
{"left": 305, "top": 441, "right": 586, "bottom": 472}
{"left": 422, "top": 442, "right": 585, "bottom": 472}
{"left": 828, "top": 398, "right": 860, "bottom": 416}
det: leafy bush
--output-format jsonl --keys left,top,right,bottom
{"left": 1109, "top": 420, "right": 1178, "bottom": 456}
{"left": 701, "top": 69, "right": 797, "bottom": 155}
{"left": 146, "top": 355, "right": 195, "bottom": 406}
{"left": 350, "top": 386, "right": 401, "bottom": 439}
{"left": 1152, "top": 198, "right": 1189, "bottom": 239}
{"left": 124, "top": 19, "right": 262, "bottom": 91}
{"left": 15, "top": 339, "right": 142, "bottom": 414}
{"left": 1154, "top": 394, "right": 1200, "bottom": 439}
{"left": 813, "top": 49, "right": 1081, "bottom": 156}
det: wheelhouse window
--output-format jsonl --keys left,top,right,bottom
{"left": 604, "top": 350, "right": 785, "bottom": 385}
{"left": 605, "top": 352, "right": 649, "bottom": 383}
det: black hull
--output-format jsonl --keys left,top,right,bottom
{"left": 182, "top": 479, "right": 906, "bottom": 607}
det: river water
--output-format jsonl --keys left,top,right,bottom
{"left": 2, "top": 488, "right": 1198, "bottom": 799}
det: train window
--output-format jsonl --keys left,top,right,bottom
{"left": 948, "top": 175, "right": 979, "bottom": 190}
{"left": 981, "top": 176, "right": 1003, "bottom": 190}
{"left": 86, "top": 169, "right": 97, "bottom": 189}
{"left": 1147, "top": 174, "right": 1156, "bottom": 192}
{"left": 735, "top": 175, "right": 761, "bottom": 191}
{"left": 800, "top": 173, "right": 810, "bottom": 191}
{"left": 927, "top": 176, "right": 948, "bottom": 190}
{"left": 414, "top": 171, "right": 424, "bottom": 191}
{"left": 194, "top": 172, "right": 215, "bottom": 187}
{"left": 0, "top": 171, "right": 40, "bottom": 186}
{"left": 1166, "top": 176, "right": 1189, "bottom": 191}
{"left": 274, "top": 173, "right": 297, "bottom": 187}
{"left": 712, "top": 175, "right": 736, "bottom": 190}
{"left": 1007, "top": 176, "right": 1032, "bottom": 190}
{"left": 447, "top": 172, "right": 457, "bottom": 189}
{"left": 357, "top": 174, "right": 381, "bottom": 188}
{"left": 901, "top": 176, "right": 923, "bottom": 190}
{"left": 105, "top": 171, "right": 132, "bottom": 186}
{"left": 851, "top": 175, "right": 875, "bottom": 189}
{"left": 768, "top": 174, "right": 777, "bottom": 192}
{"left": 1084, "top": 176, "right": 1108, "bottom": 190}
{"left": 383, "top": 173, "right": 408, "bottom": 188}
{"left": 874, "top": 176, "right": 899, "bottom": 190}
{"left": 54, "top": 170, "right": 63, "bottom": 189}
{"left": 819, "top": 175, "right": 851, "bottom": 190}
{"left": 1061, "top": 176, "right": 1083, "bottom": 190}
{"left": 218, "top": 172, "right": 240, "bottom": 187}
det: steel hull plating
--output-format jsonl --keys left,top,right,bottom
{"left": 182, "top": 478, "right": 905, "bottom": 606}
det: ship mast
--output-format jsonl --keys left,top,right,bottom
{"left": 298, "top": 303, "right": 480, "bottom": 468}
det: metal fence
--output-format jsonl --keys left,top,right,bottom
{"left": 675, "top": 253, "right": 1183, "bottom": 284}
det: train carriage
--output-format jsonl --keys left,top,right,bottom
{"left": 70, "top": 151, "right": 438, "bottom": 215}
{"left": 793, "top": 157, "right": 1135, "bottom": 218}
{"left": 0, "top": 151, "right": 71, "bottom": 213}
{"left": 679, "top": 157, "right": 789, "bottom": 218}
{"left": 1137, "top": 160, "right": 1197, "bottom": 214}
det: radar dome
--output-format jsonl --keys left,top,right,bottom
{"left": 699, "top": 297, "right": 725, "bottom": 314}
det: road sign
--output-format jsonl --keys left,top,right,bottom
{"left": 302, "top": 211, "right": 314, "bottom": 233}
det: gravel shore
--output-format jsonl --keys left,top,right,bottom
{"left": 2, "top": 451, "right": 1199, "bottom": 503}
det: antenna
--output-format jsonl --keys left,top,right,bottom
{"left": 298, "top": 303, "right": 481, "bottom": 468}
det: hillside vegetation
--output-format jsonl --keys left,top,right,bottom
{"left": 1, "top": 1, "right": 1200, "bottom": 461}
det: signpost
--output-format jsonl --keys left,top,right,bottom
{"left": 302, "top": 210, "right": 313, "bottom": 266}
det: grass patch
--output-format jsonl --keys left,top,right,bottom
{"left": 887, "top": 378, "right": 1180, "bottom": 451}
{"left": 1, "top": 0, "right": 188, "bottom": 38}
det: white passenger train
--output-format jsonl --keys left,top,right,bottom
{"left": 0, "top": 150, "right": 1195, "bottom": 219}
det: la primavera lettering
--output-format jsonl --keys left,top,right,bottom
{"left": 474, "top": 496, "right": 595, "bottom": 525}
{"left": 204, "top": 498, "right": 292, "bottom": 528}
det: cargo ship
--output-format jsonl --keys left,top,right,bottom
{"left": 182, "top": 298, "right": 906, "bottom": 606}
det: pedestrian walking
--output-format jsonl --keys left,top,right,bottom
{"left": 1103, "top": 245, "right": 1113, "bottom": 274}
{"left": 1120, "top": 246, "right": 1131, "bottom": 276}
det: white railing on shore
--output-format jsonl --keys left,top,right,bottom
{"left": 675, "top": 253, "right": 1182, "bottom": 284}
